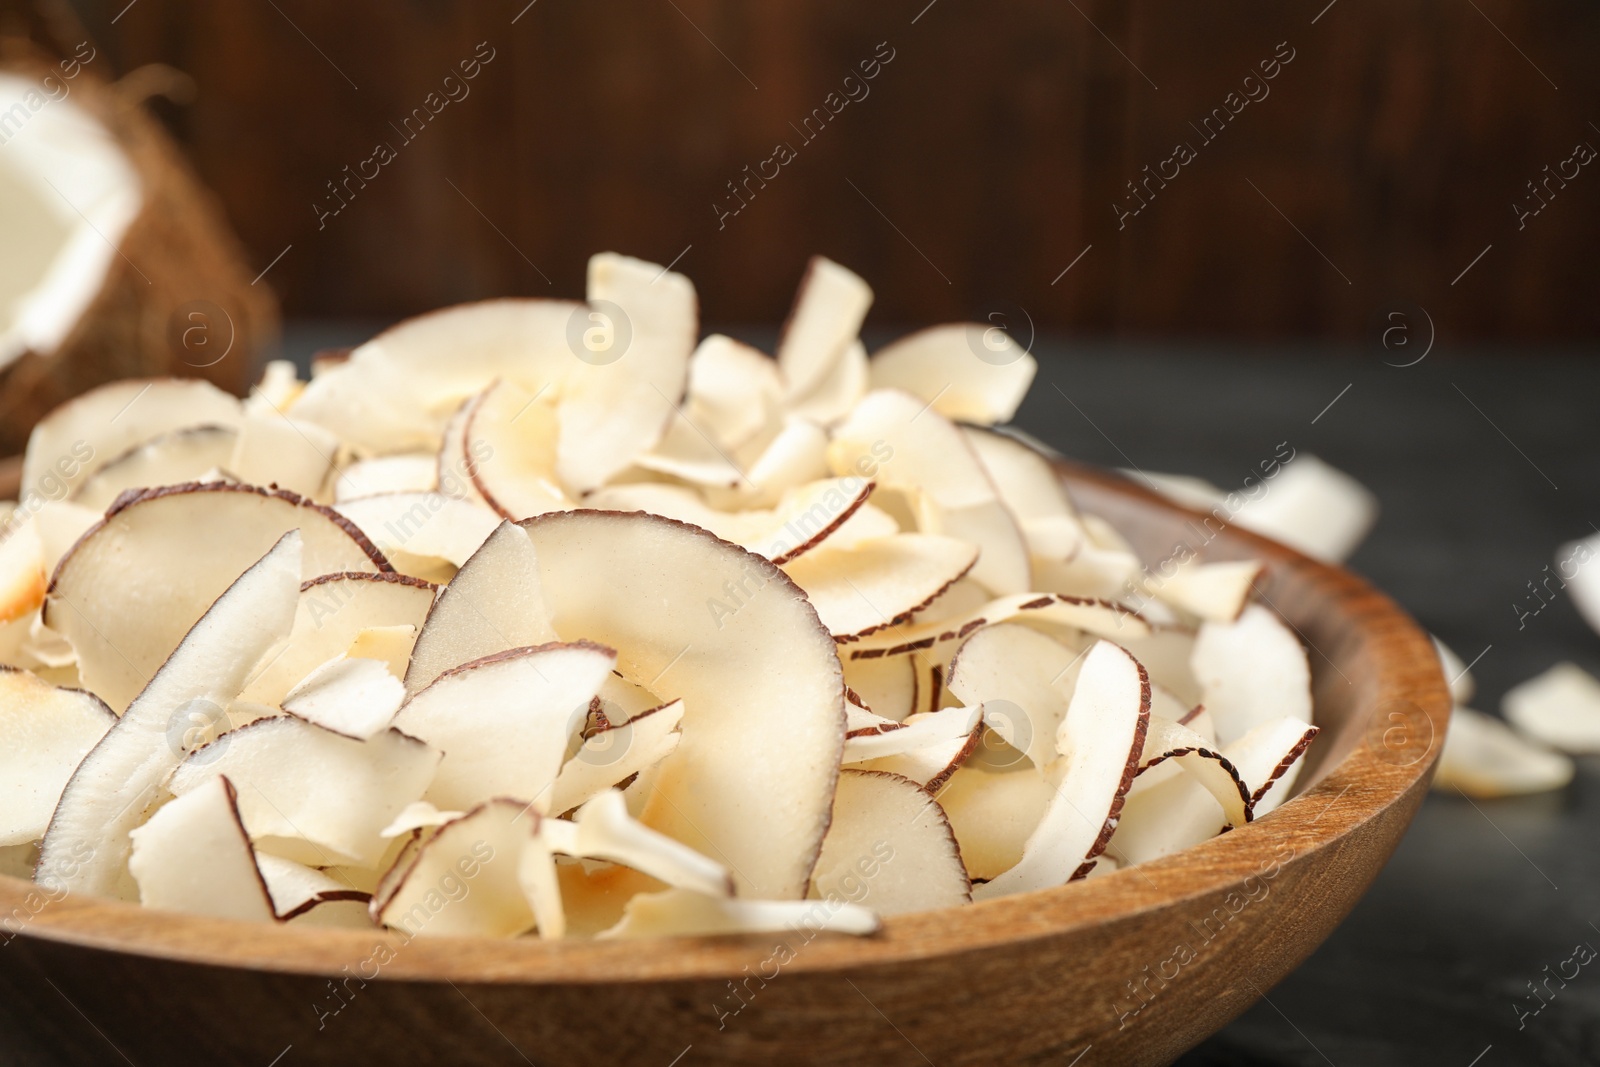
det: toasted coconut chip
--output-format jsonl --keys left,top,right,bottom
{"left": 557, "top": 253, "right": 697, "bottom": 493}
{"left": 245, "top": 362, "right": 304, "bottom": 416}
{"left": 436, "top": 392, "right": 488, "bottom": 501}
{"left": 1432, "top": 635, "right": 1475, "bottom": 705}
{"left": 962, "top": 426, "right": 1085, "bottom": 561}
{"left": 335, "top": 491, "right": 501, "bottom": 576}
{"left": 685, "top": 335, "right": 783, "bottom": 451}
{"left": 0, "top": 519, "right": 45, "bottom": 627}
{"left": 282, "top": 656, "right": 406, "bottom": 740}
{"left": 549, "top": 700, "right": 684, "bottom": 816}
{"left": 347, "top": 624, "right": 418, "bottom": 678}
{"left": 294, "top": 299, "right": 579, "bottom": 454}
{"left": 404, "top": 521, "right": 559, "bottom": 694}
{"left": 47, "top": 483, "right": 388, "bottom": 713}
{"left": 380, "top": 801, "right": 464, "bottom": 839}
{"left": 1230, "top": 716, "right": 1320, "bottom": 817}
{"left": 594, "top": 672, "right": 666, "bottom": 727}
{"left": 23, "top": 378, "right": 242, "bottom": 501}
{"left": 1134, "top": 716, "right": 1250, "bottom": 827}
{"left": 170, "top": 719, "right": 440, "bottom": 869}
{"left": 391, "top": 641, "right": 616, "bottom": 813}
{"left": 255, "top": 853, "right": 369, "bottom": 921}
{"left": 369, "top": 830, "right": 425, "bottom": 912}
{"left": 464, "top": 380, "right": 570, "bottom": 518}
{"left": 938, "top": 756, "right": 1053, "bottom": 882}
{"left": 1562, "top": 533, "right": 1600, "bottom": 639}
{"left": 335, "top": 454, "right": 438, "bottom": 502}
{"left": 1118, "top": 627, "right": 1201, "bottom": 707}
{"left": 844, "top": 705, "right": 981, "bottom": 763}
{"left": 822, "top": 500, "right": 902, "bottom": 551}
{"left": 811, "top": 770, "right": 970, "bottom": 914}
{"left": 1503, "top": 663, "right": 1600, "bottom": 754}
{"left": 1230, "top": 455, "right": 1378, "bottom": 564}
{"left": 71, "top": 425, "right": 238, "bottom": 512}
{"left": 568, "top": 789, "right": 733, "bottom": 898}
{"left": 1035, "top": 531, "right": 1142, "bottom": 600}
{"left": 781, "top": 534, "right": 979, "bottom": 640}
{"left": 127, "top": 776, "right": 275, "bottom": 922}
{"left": 846, "top": 592, "right": 1149, "bottom": 658}
{"left": 241, "top": 572, "right": 434, "bottom": 707}
{"left": 37, "top": 533, "right": 303, "bottom": 900}
{"left": 0, "top": 668, "right": 114, "bottom": 846}
{"left": 832, "top": 392, "right": 1027, "bottom": 595}
{"left": 588, "top": 476, "right": 876, "bottom": 564}
{"left": 521, "top": 510, "right": 846, "bottom": 901}
{"left": 1435, "top": 707, "right": 1573, "bottom": 798}
{"left": 1151, "top": 560, "right": 1263, "bottom": 623}
{"left": 947, "top": 623, "right": 1084, "bottom": 771}
{"left": 842, "top": 654, "right": 918, "bottom": 722}
{"left": 375, "top": 799, "right": 543, "bottom": 939}
{"left": 228, "top": 412, "right": 339, "bottom": 502}
{"left": 973, "top": 640, "right": 1149, "bottom": 900}
{"left": 789, "top": 339, "right": 868, "bottom": 426}
{"left": 844, "top": 695, "right": 901, "bottom": 736}
{"left": 1191, "top": 604, "right": 1311, "bottom": 746}
{"left": 868, "top": 324, "right": 1037, "bottom": 425}
{"left": 33, "top": 501, "right": 102, "bottom": 576}
{"left": 635, "top": 408, "right": 748, "bottom": 488}
{"left": 851, "top": 712, "right": 982, "bottom": 794}
{"left": 598, "top": 887, "right": 880, "bottom": 940}
{"left": 777, "top": 256, "right": 873, "bottom": 401}
{"left": 731, "top": 416, "right": 831, "bottom": 504}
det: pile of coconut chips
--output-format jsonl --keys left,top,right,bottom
{"left": 0, "top": 253, "right": 1321, "bottom": 940}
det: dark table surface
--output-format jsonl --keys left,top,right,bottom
{"left": 15, "top": 324, "right": 1600, "bottom": 1066}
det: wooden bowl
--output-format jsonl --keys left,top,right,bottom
{"left": 0, "top": 460, "right": 1449, "bottom": 1066}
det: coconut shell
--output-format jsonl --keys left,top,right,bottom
{"left": 0, "top": 50, "right": 278, "bottom": 455}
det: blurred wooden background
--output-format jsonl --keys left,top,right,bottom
{"left": 13, "top": 0, "right": 1600, "bottom": 340}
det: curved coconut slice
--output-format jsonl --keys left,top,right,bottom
{"left": 0, "top": 668, "right": 115, "bottom": 846}
{"left": 635, "top": 408, "right": 748, "bottom": 488}
{"left": 46, "top": 483, "right": 388, "bottom": 713}
{"left": 170, "top": 719, "right": 440, "bottom": 868}
{"left": 548, "top": 700, "right": 684, "bottom": 816}
{"left": 1435, "top": 707, "right": 1573, "bottom": 798}
{"left": 347, "top": 624, "right": 418, "bottom": 678}
{"left": 845, "top": 694, "right": 901, "bottom": 736}
{"left": 569, "top": 789, "right": 732, "bottom": 898}
{"left": 380, "top": 801, "right": 464, "bottom": 839}
{"left": 851, "top": 711, "right": 983, "bottom": 794}
{"left": 962, "top": 426, "right": 1085, "bottom": 564}
{"left": 391, "top": 641, "right": 617, "bottom": 813}
{"left": 782, "top": 534, "right": 978, "bottom": 640}
{"left": 254, "top": 853, "right": 369, "bottom": 922}
{"left": 404, "top": 521, "right": 559, "bottom": 694}
{"left": 556, "top": 253, "right": 697, "bottom": 493}
{"left": 335, "top": 492, "right": 500, "bottom": 577}
{"left": 22, "top": 378, "right": 241, "bottom": 501}
{"left": 811, "top": 770, "right": 970, "bottom": 914}
{"left": 520, "top": 510, "right": 845, "bottom": 901}
{"left": 776, "top": 256, "right": 873, "bottom": 401}
{"left": 869, "top": 324, "right": 1037, "bottom": 425}
{"left": 937, "top": 757, "right": 1053, "bottom": 882}
{"left": 1151, "top": 560, "right": 1263, "bottom": 624}
{"left": 1134, "top": 715, "right": 1250, "bottom": 827}
{"left": 789, "top": 339, "right": 868, "bottom": 426}
{"left": 38, "top": 533, "right": 303, "bottom": 900}
{"left": 0, "top": 518, "right": 45, "bottom": 626}
{"left": 831, "top": 390, "right": 1029, "bottom": 595}
{"left": 1562, "top": 533, "right": 1600, "bottom": 640}
{"left": 335, "top": 454, "right": 438, "bottom": 502}
{"left": 1119, "top": 627, "right": 1201, "bottom": 708}
{"left": 1503, "top": 662, "right": 1600, "bottom": 754}
{"left": 375, "top": 798, "right": 543, "bottom": 939}
{"left": 227, "top": 412, "right": 339, "bottom": 500}
{"left": 947, "top": 623, "right": 1084, "bottom": 770}
{"left": 282, "top": 656, "right": 406, "bottom": 740}
{"left": 598, "top": 886, "right": 880, "bottom": 940}
{"left": 245, "top": 362, "right": 303, "bottom": 416}
{"left": 293, "top": 299, "right": 579, "bottom": 455}
{"left": 1191, "top": 603, "right": 1312, "bottom": 746}
{"left": 685, "top": 335, "right": 783, "bottom": 451}
{"left": 240, "top": 572, "right": 434, "bottom": 707}
{"left": 464, "top": 380, "right": 569, "bottom": 518}
{"left": 847, "top": 593, "right": 1149, "bottom": 660}
{"left": 127, "top": 776, "right": 275, "bottom": 922}
{"left": 973, "top": 640, "right": 1149, "bottom": 900}
{"left": 1230, "top": 716, "right": 1320, "bottom": 817}
{"left": 843, "top": 705, "right": 981, "bottom": 764}
{"left": 1433, "top": 636, "right": 1475, "bottom": 705}
{"left": 1230, "top": 455, "right": 1378, "bottom": 564}
{"left": 71, "top": 426, "right": 238, "bottom": 512}
{"left": 843, "top": 655, "right": 918, "bottom": 722}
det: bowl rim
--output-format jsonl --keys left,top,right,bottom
{"left": 0, "top": 459, "right": 1451, "bottom": 984}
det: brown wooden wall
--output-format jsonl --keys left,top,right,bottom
{"left": 22, "top": 0, "right": 1600, "bottom": 340}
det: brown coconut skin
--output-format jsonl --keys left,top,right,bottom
{"left": 0, "top": 52, "right": 278, "bottom": 454}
